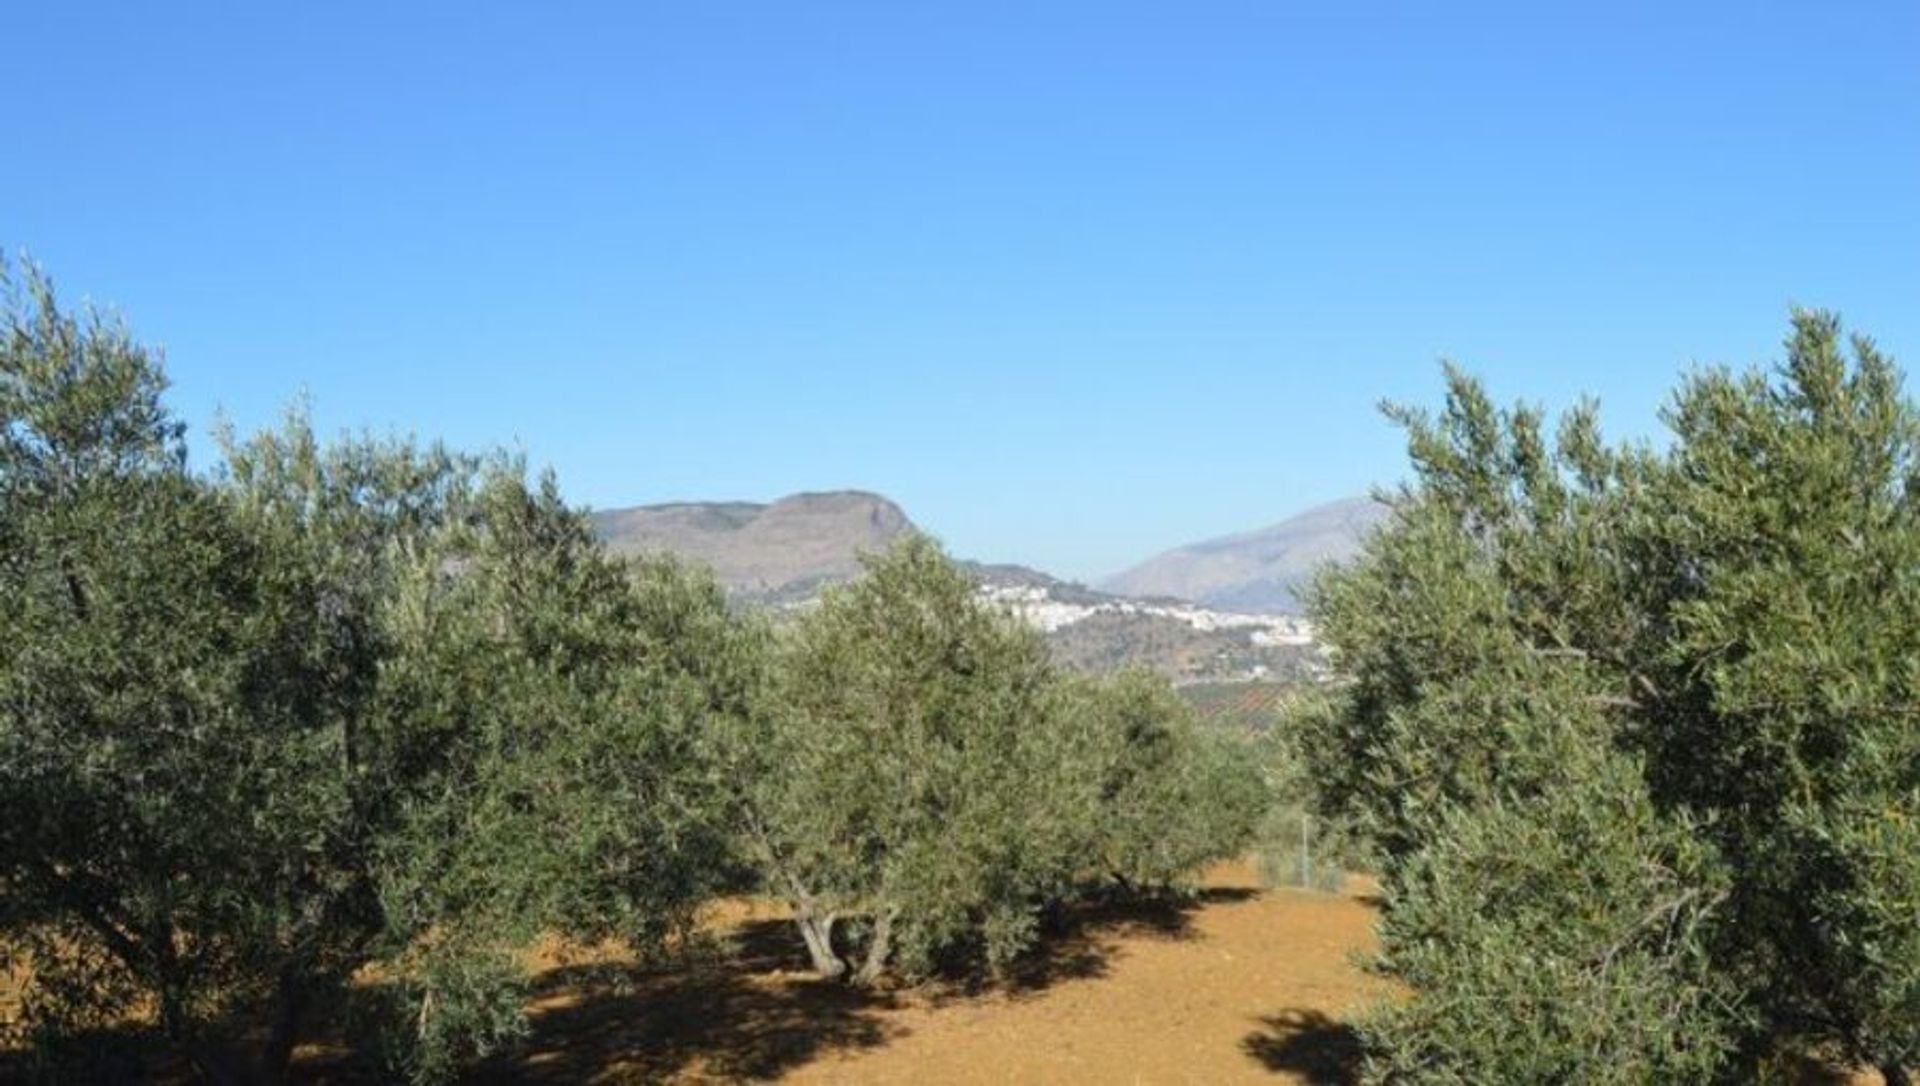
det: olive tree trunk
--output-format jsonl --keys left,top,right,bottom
{"left": 851, "top": 907, "right": 895, "bottom": 988}
{"left": 792, "top": 900, "right": 846, "bottom": 979}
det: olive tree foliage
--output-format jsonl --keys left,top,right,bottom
{"left": 1646, "top": 323, "right": 1920, "bottom": 1081}
{"left": 727, "top": 536, "right": 1081, "bottom": 983}
{"left": 0, "top": 260, "right": 741, "bottom": 1083}
{"left": 726, "top": 537, "right": 1266, "bottom": 986}
{"left": 309, "top": 461, "right": 744, "bottom": 1083}
{"left": 0, "top": 264, "right": 346, "bottom": 1082}
{"left": 1055, "top": 669, "right": 1266, "bottom": 892}
{"left": 1307, "top": 313, "right": 1920, "bottom": 1083}
{"left": 1352, "top": 663, "right": 1745, "bottom": 1083}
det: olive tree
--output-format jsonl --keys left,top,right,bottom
{"left": 0, "top": 260, "right": 744, "bottom": 1082}
{"left": 1056, "top": 669, "right": 1266, "bottom": 892}
{"left": 1310, "top": 313, "right": 1920, "bottom": 1082}
{"left": 729, "top": 538, "right": 1269, "bottom": 986}
{"left": 731, "top": 536, "right": 1098, "bottom": 983}
{"left": 319, "top": 462, "right": 744, "bottom": 1082}
{"left": 1641, "top": 319, "right": 1920, "bottom": 1080}
{"left": 0, "top": 264, "right": 352, "bottom": 1082}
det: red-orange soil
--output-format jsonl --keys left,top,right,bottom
{"left": 8, "top": 867, "right": 1889, "bottom": 1083}
{"left": 464, "top": 861, "right": 1387, "bottom": 1085}
{"left": 2, "top": 864, "right": 1392, "bottom": 1083}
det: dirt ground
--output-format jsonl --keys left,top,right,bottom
{"left": 6, "top": 868, "right": 1889, "bottom": 1084}
{"left": 1, "top": 864, "right": 1389, "bottom": 1083}
{"left": 457, "top": 861, "right": 1387, "bottom": 1085}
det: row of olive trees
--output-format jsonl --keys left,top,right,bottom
{"left": 1306, "top": 313, "right": 1920, "bottom": 1083}
{"left": 0, "top": 259, "right": 1263, "bottom": 1083}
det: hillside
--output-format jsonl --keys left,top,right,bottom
{"left": 979, "top": 574, "right": 1321, "bottom": 684}
{"left": 592, "top": 491, "right": 915, "bottom": 603}
{"left": 1099, "top": 497, "right": 1388, "bottom": 614}
{"left": 592, "top": 490, "right": 1329, "bottom": 683}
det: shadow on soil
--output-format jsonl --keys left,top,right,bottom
{"left": 469, "top": 960, "right": 900, "bottom": 1083}
{"left": 476, "top": 885, "right": 1249, "bottom": 1082}
{"left": 1239, "top": 1013, "right": 1878, "bottom": 1086}
{"left": 986, "top": 885, "right": 1252, "bottom": 997}
{"left": 0, "top": 1028, "right": 188, "bottom": 1084}
{"left": 0, "top": 887, "right": 1254, "bottom": 1084}
{"left": 1242, "top": 1009, "right": 1364, "bottom": 1085}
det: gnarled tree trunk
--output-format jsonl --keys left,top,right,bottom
{"left": 792, "top": 899, "right": 845, "bottom": 979}
{"left": 852, "top": 907, "right": 895, "bottom": 988}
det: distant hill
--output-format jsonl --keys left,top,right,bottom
{"left": 1097, "top": 497, "right": 1388, "bottom": 614}
{"left": 975, "top": 567, "right": 1322, "bottom": 684}
{"left": 591, "top": 490, "right": 916, "bottom": 603}
{"left": 592, "top": 488, "right": 1335, "bottom": 683}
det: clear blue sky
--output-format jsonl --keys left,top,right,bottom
{"left": 10, "top": 2, "right": 1917, "bottom": 581}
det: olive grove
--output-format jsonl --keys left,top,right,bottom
{"left": 0, "top": 259, "right": 1265, "bottom": 1082}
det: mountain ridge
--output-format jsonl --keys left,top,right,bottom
{"left": 590, "top": 489, "right": 1372, "bottom": 681}
{"left": 591, "top": 489, "right": 916, "bottom": 603}
{"left": 1097, "top": 496, "right": 1388, "bottom": 614}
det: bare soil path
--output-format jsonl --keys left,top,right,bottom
{"left": 469, "top": 862, "right": 1386, "bottom": 1085}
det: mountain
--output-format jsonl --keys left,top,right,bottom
{"left": 591, "top": 488, "right": 1334, "bottom": 683}
{"left": 591, "top": 490, "right": 915, "bottom": 603}
{"left": 1097, "top": 496, "right": 1388, "bottom": 614}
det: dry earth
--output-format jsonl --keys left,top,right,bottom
{"left": 457, "top": 861, "right": 1386, "bottom": 1085}
{"left": 1, "top": 862, "right": 1387, "bottom": 1084}
{"left": 4, "top": 864, "right": 1889, "bottom": 1084}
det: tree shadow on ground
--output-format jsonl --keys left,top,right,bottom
{"left": 969, "top": 885, "right": 1255, "bottom": 999}
{"left": 466, "top": 960, "right": 900, "bottom": 1084}
{"left": 1238, "top": 1011, "right": 1875, "bottom": 1086}
{"left": 5, "top": 885, "right": 1267, "bottom": 1084}
{"left": 468, "top": 885, "right": 1253, "bottom": 1081}
{"left": 0, "top": 1026, "right": 190, "bottom": 1084}
{"left": 1242, "top": 1009, "right": 1364, "bottom": 1085}
{"left": 1772, "top": 1052, "right": 1879, "bottom": 1085}
{"left": 1055, "top": 884, "right": 1257, "bottom": 946}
